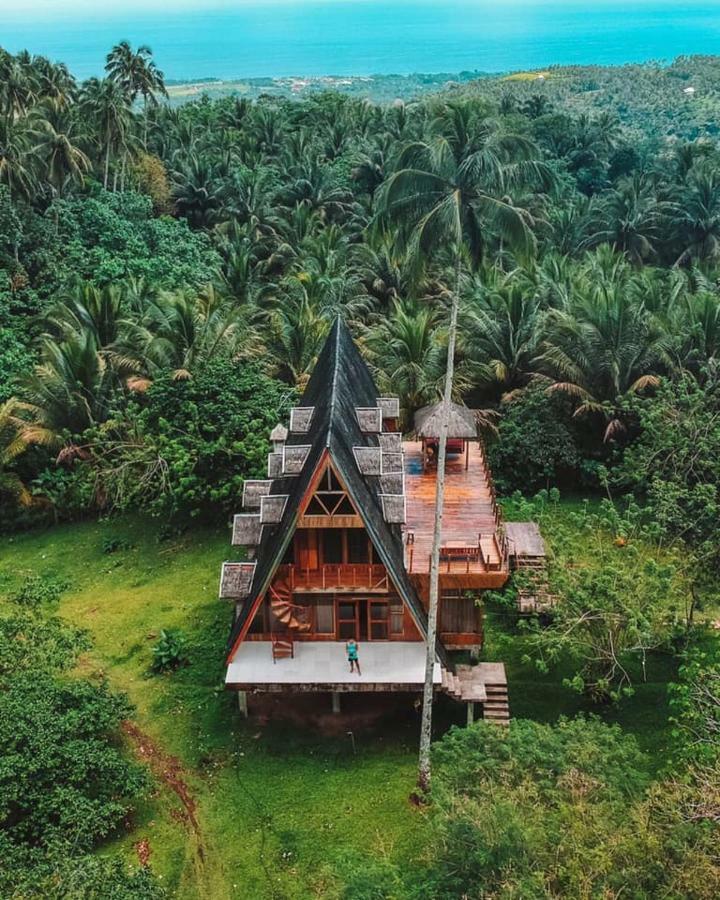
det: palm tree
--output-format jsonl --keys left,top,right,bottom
{"left": 364, "top": 299, "right": 446, "bottom": 420}
{"left": 0, "top": 117, "right": 36, "bottom": 200}
{"left": 22, "top": 331, "right": 118, "bottom": 437}
{"left": 379, "top": 101, "right": 552, "bottom": 791}
{"left": 30, "top": 100, "right": 91, "bottom": 197}
{"left": 171, "top": 154, "right": 225, "bottom": 228}
{"left": 81, "top": 77, "right": 133, "bottom": 190}
{"left": 670, "top": 289, "right": 720, "bottom": 376}
{"left": 583, "top": 175, "right": 663, "bottom": 265}
{"left": 106, "top": 41, "right": 166, "bottom": 146}
{"left": 117, "top": 285, "right": 248, "bottom": 383}
{"left": 0, "top": 399, "right": 34, "bottom": 507}
{"left": 261, "top": 291, "right": 330, "bottom": 387}
{"left": 0, "top": 54, "right": 36, "bottom": 128}
{"left": 668, "top": 169, "right": 720, "bottom": 268}
{"left": 465, "top": 269, "right": 544, "bottom": 396}
{"left": 540, "top": 253, "right": 672, "bottom": 441}
{"left": 47, "top": 282, "right": 126, "bottom": 348}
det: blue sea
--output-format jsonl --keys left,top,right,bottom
{"left": 4, "top": 1, "right": 720, "bottom": 81}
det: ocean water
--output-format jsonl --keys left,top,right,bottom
{"left": 4, "top": 1, "right": 720, "bottom": 81}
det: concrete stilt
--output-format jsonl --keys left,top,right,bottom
{"left": 332, "top": 692, "right": 341, "bottom": 714}
{"left": 237, "top": 691, "right": 248, "bottom": 718}
{"left": 466, "top": 701, "right": 475, "bottom": 726}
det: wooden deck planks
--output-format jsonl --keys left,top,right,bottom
{"left": 505, "top": 521, "right": 546, "bottom": 559}
{"left": 403, "top": 441, "right": 504, "bottom": 575}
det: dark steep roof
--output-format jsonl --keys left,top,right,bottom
{"left": 226, "top": 317, "right": 446, "bottom": 664}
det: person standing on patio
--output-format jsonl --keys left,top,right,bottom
{"left": 346, "top": 639, "right": 361, "bottom": 675}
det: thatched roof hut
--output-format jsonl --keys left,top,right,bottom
{"left": 414, "top": 402, "right": 479, "bottom": 439}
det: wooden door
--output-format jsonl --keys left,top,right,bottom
{"left": 368, "top": 600, "right": 389, "bottom": 640}
{"left": 296, "top": 530, "right": 319, "bottom": 570}
{"left": 336, "top": 599, "right": 359, "bottom": 640}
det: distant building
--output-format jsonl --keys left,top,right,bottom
{"left": 220, "top": 319, "right": 510, "bottom": 721}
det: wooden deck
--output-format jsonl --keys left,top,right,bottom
{"left": 505, "top": 521, "right": 546, "bottom": 560}
{"left": 403, "top": 441, "right": 509, "bottom": 589}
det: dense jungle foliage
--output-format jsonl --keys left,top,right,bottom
{"left": 1, "top": 43, "right": 720, "bottom": 898}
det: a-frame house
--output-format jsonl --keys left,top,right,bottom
{"left": 221, "top": 319, "right": 511, "bottom": 721}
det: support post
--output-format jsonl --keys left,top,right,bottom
{"left": 237, "top": 691, "right": 248, "bottom": 718}
{"left": 466, "top": 701, "right": 475, "bottom": 726}
{"left": 331, "top": 692, "right": 341, "bottom": 714}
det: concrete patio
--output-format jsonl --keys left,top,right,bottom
{"left": 226, "top": 641, "right": 442, "bottom": 690}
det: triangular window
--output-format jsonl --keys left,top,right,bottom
{"left": 303, "top": 461, "right": 359, "bottom": 518}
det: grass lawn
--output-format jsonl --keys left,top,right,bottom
{"left": 0, "top": 499, "right": 688, "bottom": 897}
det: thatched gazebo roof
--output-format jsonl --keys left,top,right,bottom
{"left": 414, "top": 401, "right": 479, "bottom": 439}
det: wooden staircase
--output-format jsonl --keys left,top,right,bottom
{"left": 482, "top": 679, "right": 510, "bottom": 725}
{"left": 516, "top": 563, "right": 556, "bottom": 615}
{"left": 440, "top": 662, "right": 510, "bottom": 725}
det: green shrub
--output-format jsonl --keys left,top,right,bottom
{"left": 0, "top": 673, "right": 147, "bottom": 852}
{"left": 152, "top": 629, "right": 188, "bottom": 672}
{"left": 10, "top": 574, "right": 69, "bottom": 607}
{"left": 489, "top": 385, "right": 583, "bottom": 494}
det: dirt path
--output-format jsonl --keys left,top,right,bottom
{"left": 122, "top": 720, "right": 229, "bottom": 899}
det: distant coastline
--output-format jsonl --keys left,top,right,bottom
{"left": 164, "top": 70, "right": 490, "bottom": 104}
{"left": 161, "top": 57, "right": 712, "bottom": 106}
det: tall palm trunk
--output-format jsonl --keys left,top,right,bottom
{"left": 418, "top": 250, "right": 462, "bottom": 793}
{"left": 104, "top": 138, "right": 111, "bottom": 190}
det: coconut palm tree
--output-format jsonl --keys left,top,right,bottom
{"left": 261, "top": 291, "right": 331, "bottom": 387}
{"left": 30, "top": 100, "right": 91, "bottom": 197}
{"left": 0, "top": 118, "right": 36, "bottom": 201}
{"left": 465, "top": 269, "right": 544, "bottom": 396}
{"left": 668, "top": 169, "right": 720, "bottom": 268}
{"left": 81, "top": 77, "right": 133, "bottom": 190}
{"left": 364, "top": 298, "right": 446, "bottom": 420}
{"left": 106, "top": 41, "right": 166, "bottom": 146}
{"left": 47, "top": 282, "right": 126, "bottom": 348}
{"left": 379, "top": 101, "right": 553, "bottom": 791}
{"left": 583, "top": 175, "right": 663, "bottom": 265}
{"left": 540, "top": 256, "right": 673, "bottom": 441}
{"left": 117, "top": 285, "right": 248, "bottom": 383}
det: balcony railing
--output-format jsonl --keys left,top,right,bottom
{"left": 278, "top": 563, "right": 389, "bottom": 592}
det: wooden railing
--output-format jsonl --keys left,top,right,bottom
{"left": 278, "top": 563, "right": 389, "bottom": 591}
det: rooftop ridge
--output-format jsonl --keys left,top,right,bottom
{"left": 325, "top": 316, "right": 343, "bottom": 449}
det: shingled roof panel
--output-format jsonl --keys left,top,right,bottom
{"left": 353, "top": 446, "right": 383, "bottom": 475}
{"left": 282, "top": 445, "right": 311, "bottom": 475}
{"left": 378, "top": 397, "right": 400, "bottom": 420}
{"left": 260, "top": 494, "right": 288, "bottom": 524}
{"left": 267, "top": 452, "right": 283, "bottom": 478}
{"left": 242, "top": 480, "right": 272, "bottom": 509}
{"left": 356, "top": 406, "right": 382, "bottom": 433}
{"left": 379, "top": 432, "right": 402, "bottom": 453}
{"left": 381, "top": 451, "right": 404, "bottom": 475}
{"left": 219, "top": 562, "right": 256, "bottom": 599}
{"left": 232, "top": 514, "right": 263, "bottom": 546}
{"left": 289, "top": 407, "right": 314, "bottom": 433}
